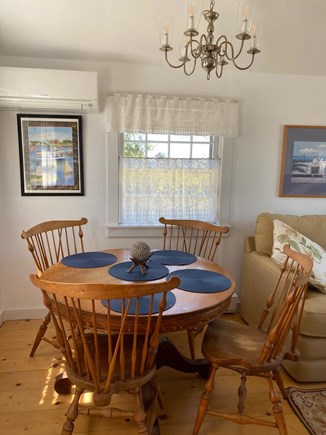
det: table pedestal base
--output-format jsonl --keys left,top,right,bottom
{"left": 156, "top": 337, "right": 210, "bottom": 378}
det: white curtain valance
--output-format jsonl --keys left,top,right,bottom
{"left": 105, "top": 93, "right": 239, "bottom": 137}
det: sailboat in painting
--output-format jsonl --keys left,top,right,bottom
{"left": 64, "top": 159, "right": 73, "bottom": 174}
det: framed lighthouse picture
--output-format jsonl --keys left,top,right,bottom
{"left": 279, "top": 125, "right": 326, "bottom": 197}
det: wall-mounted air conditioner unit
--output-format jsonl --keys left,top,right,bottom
{"left": 0, "top": 67, "right": 99, "bottom": 113}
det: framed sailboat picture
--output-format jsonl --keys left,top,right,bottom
{"left": 17, "top": 114, "right": 84, "bottom": 195}
{"left": 279, "top": 125, "right": 326, "bottom": 197}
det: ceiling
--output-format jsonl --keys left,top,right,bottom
{"left": 0, "top": 0, "right": 325, "bottom": 78}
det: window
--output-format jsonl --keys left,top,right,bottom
{"left": 106, "top": 93, "right": 238, "bottom": 230}
{"left": 119, "top": 132, "right": 220, "bottom": 225}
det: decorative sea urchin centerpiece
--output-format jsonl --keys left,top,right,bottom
{"left": 128, "top": 241, "right": 152, "bottom": 275}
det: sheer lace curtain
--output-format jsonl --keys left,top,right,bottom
{"left": 120, "top": 157, "right": 219, "bottom": 224}
{"left": 105, "top": 94, "right": 239, "bottom": 225}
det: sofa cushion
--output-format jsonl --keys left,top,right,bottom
{"left": 255, "top": 213, "right": 326, "bottom": 256}
{"left": 282, "top": 343, "right": 326, "bottom": 382}
{"left": 272, "top": 219, "right": 326, "bottom": 293}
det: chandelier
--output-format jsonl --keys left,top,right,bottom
{"left": 159, "top": 0, "right": 261, "bottom": 80}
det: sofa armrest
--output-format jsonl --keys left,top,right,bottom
{"left": 244, "top": 236, "right": 256, "bottom": 253}
{"left": 240, "top": 251, "right": 280, "bottom": 325}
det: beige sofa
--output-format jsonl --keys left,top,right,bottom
{"left": 240, "top": 212, "right": 326, "bottom": 382}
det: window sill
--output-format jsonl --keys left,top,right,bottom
{"left": 106, "top": 224, "right": 163, "bottom": 239}
{"left": 106, "top": 223, "right": 231, "bottom": 239}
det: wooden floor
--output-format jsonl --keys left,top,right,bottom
{"left": 1, "top": 314, "right": 324, "bottom": 435}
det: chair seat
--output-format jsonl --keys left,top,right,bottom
{"left": 202, "top": 318, "right": 273, "bottom": 371}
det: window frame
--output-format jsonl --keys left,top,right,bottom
{"left": 120, "top": 132, "right": 218, "bottom": 159}
{"left": 106, "top": 132, "right": 233, "bottom": 237}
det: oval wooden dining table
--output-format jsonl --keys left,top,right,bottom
{"left": 40, "top": 248, "right": 236, "bottom": 389}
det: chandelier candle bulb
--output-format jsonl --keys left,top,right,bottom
{"left": 180, "top": 36, "right": 189, "bottom": 59}
{"left": 163, "top": 24, "right": 169, "bottom": 46}
{"left": 189, "top": 3, "right": 195, "bottom": 29}
{"left": 241, "top": 7, "right": 249, "bottom": 33}
{"left": 251, "top": 25, "right": 257, "bottom": 48}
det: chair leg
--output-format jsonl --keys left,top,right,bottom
{"left": 268, "top": 376, "right": 288, "bottom": 435}
{"left": 237, "top": 372, "right": 247, "bottom": 414}
{"left": 149, "top": 375, "right": 165, "bottom": 417}
{"left": 30, "top": 310, "right": 52, "bottom": 357}
{"left": 193, "top": 365, "right": 217, "bottom": 435}
{"left": 134, "top": 387, "right": 149, "bottom": 435}
{"left": 273, "top": 369, "right": 288, "bottom": 399}
{"left": 61, "top": 385, "right": 84, "bottom": 435}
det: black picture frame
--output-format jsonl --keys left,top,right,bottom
{"left": 279, "top": 125, "right": 326, "bottom": 197}
{"left": 17, "top": 114, "right": 84, "bottom": 196}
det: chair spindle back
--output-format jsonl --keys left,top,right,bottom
{"left": 159, "top": 217, "right": 229, "bottom": 261}
{"left": 21, "top": 218, "right": 88, "bottom": 275}
{"left": 257, "top": 244, "right": 313, "bottom": 364}
{"left": 30, "top": 275, "right": 180, "bottom": 402}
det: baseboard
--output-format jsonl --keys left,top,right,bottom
{"left": 224, "top": 293, "right": 239, "bottom": 313}
{"left": 0, "top": 309, "right": 4, "bottom": 326}
{"left": 2, "top": 307, "right": 47, "bottom": 321}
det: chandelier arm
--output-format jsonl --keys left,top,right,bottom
{"left": 183, "top": 57, "right": 198, "bottom": 76}
{"left": 231, "top": 53, "right": 255, "bottom": 70}
{"left": 215, "top": 63, "right": 224, "bottom": 78}
{"left": 191, "top": 35, "right": 206, "bottom": 59}
{"left": 215, "top": 35, "right": 236, "bottom": 61}
{"left": 230, "top": 38, "right": 246, "bottom": 61}
{"left": 216, "top": 34, "right": 227, "bottom": 47}
{"left": 164, "top": 50, "right": 186, "bottom": 69}
{"left": 219, "top": 40, "right": 236, "bottom": 61}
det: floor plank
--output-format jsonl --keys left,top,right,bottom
{"left": 1, "top": 315, "right": 324, "bottom": 434}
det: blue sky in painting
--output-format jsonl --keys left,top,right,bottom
{"left": 28, "top": 126, "right": 72, "bottom": 142}
{"left": 294, "top": 141, "right": 326, "bottom": 156}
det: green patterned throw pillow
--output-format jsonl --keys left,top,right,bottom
{"left": 272, "top": 219, "right": 326, "bottom": 293}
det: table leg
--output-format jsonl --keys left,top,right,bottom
{"left": 156, "top": 337, "right": 210, "bottom": 378}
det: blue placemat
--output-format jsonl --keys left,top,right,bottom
{"left": 108, "top": 261, "right": 169, "bottom": 282}
{"left": 61, "top": 252, "right": 117, "bottom": 268}
{"left": 166, "top": 269, "right": 231, "bottom": 293}
{"left": 150, "top": 250, "right": 196, "bottom": 266}
{"left": 102, "top": 292, "right": 176, "bottom": 315}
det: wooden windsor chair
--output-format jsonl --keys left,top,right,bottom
{"left": 192, "top": 244, "right": 313, "bottom": 435}
{"left": 159, "top": 217, "right": 229, "bottom": 359}
{"left": 21, "top": 217, "right": 88, "bottom": 356}
{"left": 30, "top": 274, "right": 180, "bottom": 435}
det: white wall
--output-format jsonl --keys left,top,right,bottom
{"left": 1, "top": 57, "right": 326, "bottom": 320}
{"left": 0, "top": 124, "right": 4, "bottom": 323}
